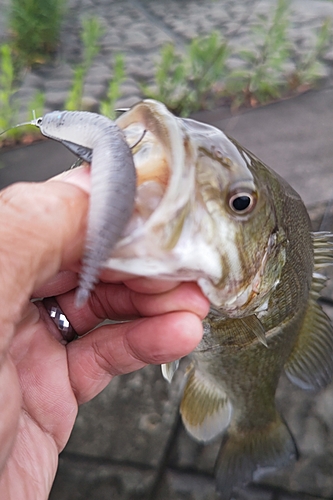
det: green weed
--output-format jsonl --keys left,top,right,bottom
{"left": 143, "top": 0, "right": 332, "bottom": 115}
{"left": 142, "top": 32, "right": 229, "bottom": 116}
{"left": 290, "top": 18, "right": 332, "bottom": 90}
{"left": 9, "top": 0, "right": 65, "bottom": 67}
{"left": 0, "top": 45, "right": 46, "bottom": 146}
{"left": 100, "top": 54, "right": 126, "bottom": 120}
{"left": 0, "top": 44, "right": 19, "bottom": 141}
{"left": 65, "top": 16, "right": 104, "bottom": 111}
{"left": 224, "top": 0, "right": 291, "bottom": 108}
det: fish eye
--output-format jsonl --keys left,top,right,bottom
{"left": 228, "top": 191, "right": 256, "bottom": 214}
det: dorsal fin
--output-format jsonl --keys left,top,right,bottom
{"left": 180, "top": 368, "right": 232, "bottom": 442}
{"left": 284, "top": 271, "right": 333, "bottom": 390}
{"left": 312, "top": 231, "right": 333, "bottom": 269}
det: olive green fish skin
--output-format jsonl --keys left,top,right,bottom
{"left": 186, "top": 144, "right": 329, "bottom": 499}
{"left": 102, "top": 100, "right": 333, "bottom": 499}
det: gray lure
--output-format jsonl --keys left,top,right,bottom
{"left": 34, "top": 111, "right": 136, "bottom": 307}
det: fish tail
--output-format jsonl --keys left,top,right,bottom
{"left": 215, "top": 415, "right": 297, "bottom": 500}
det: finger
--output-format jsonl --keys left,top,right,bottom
{"left": 97, "top": 273, "right": 182, "bottom": 291}
{"left": 54, "top": 281, "right": 210, "bottom": 334}
{"left": 32, "top": 271, "right": 78, "bottom": 298}
{"left": 49, "top": 164, "right": 91, "bottom": 193}
{"left": 0, "top": 357, "right": 21, "bottom": 474}
{"left": 67, "top": 311, "right": 203, "bottom": 404}
{"left": 0, "top": 171, "right": 89, "bottom": 347}
{"left": 123, "top": 277, "right": 183, "bottom": 294}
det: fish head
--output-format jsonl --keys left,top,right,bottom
{"left": 108, "top": 100, "right": 287, "bottom": 317}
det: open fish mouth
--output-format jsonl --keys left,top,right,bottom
{"left": 105, "top": 99, "right": 285, "bottom": 315}
{"left": 107, "top": 99, "right": 223, "bottom": 282}
{"left": 115, "top": 100, "right": 192, "bottom": 242}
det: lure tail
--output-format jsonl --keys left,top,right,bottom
{"left": 215, "top": 416, "right": 297, "bottom": 500}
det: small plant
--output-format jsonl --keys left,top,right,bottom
{"left": 290, "top": 18, "right": 332, "bottom": 90}
{"left": 65, "top": 16, "right": 104, "bottom": 111}
{"left": 142, "top": 32, "right": 229, "bottom": 116}
{"left": 100, "top": 54, "right": 126, "bottom": 119}
{"left": 27, "top": 91, "right": 45, "bottom": 120}
{"left": 144, "top": 0, "right": 332, "bottom": 115}
{"left": 224, "top": 0, "right": 291, "bottom": 108}
{"left": 0, "top": 44, "right": 19, "bottom": 141}
{"left": 18, "top": 90, "right": 46, "bottom": 143}
{"left": 9, "top": 0, "right": 65, "bottom": 67}
{"left": 0, "top": 44, "right": 46, "bottom": 146}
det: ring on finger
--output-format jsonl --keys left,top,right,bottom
{"left": 43, "top": 297, "right": 78, "bottom": 343}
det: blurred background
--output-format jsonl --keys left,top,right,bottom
{"left": 1, "top": 0, "right": 333, "bottom": 498}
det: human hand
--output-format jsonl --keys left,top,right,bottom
{"left": 0, "top": 168, "right": 209, "bottom": 499}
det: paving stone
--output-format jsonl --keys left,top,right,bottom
{"left": 115, "top": 94, "right": 143, "bottom": 108}
{"left": 118, "top": 81, "right": 141, "bottom": 98}
{"left": 277, "top": 494, "right": 325, "bottom": 500}
{"left": 155, "top": 469, "right": 216, "bottom": 500}
{"left": 80, "top": 96, "right": 100, "bottom": 112}
{"left": 50, "top": 454, "right": 155, "bottom": 500}
{"left": 232, "top": 485, "right": 273, "bottom": 500}
{"left": 84, "top": 63, "right": 112, "bottom": 86}
{"left": 45, "top": 90, "right": 71, "bottom": 109}
{"left": 101, "top": 32, "right": 122, "bottom": 49}
{"left": 13, "top": 87, "right": 40, "bottom": 104}
{"left": 83, "top": 82, "right": 107, "bottom": 100}
{"left": 65, "top": 365, "right": 183, "bottom": 468}
{"left": 297, "top": 455, "right": 333, "bottom": 498}
{"left": 44, "top": 79, "right": 75, "bottom": 92}
{"left": 169, "top": 424, "right": 219, "bottom": 476}
{"left": 20, "top": 72, "right": 45, "bottom": 91}
{"left": 48, "top": 63, "right": 75, "bottom": 81}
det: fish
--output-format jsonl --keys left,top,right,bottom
{"left": 107, "top": 100, "right": 333, "bottom": 498}
{"left": 36, "top": 100, "right": 333, "bottom": 498}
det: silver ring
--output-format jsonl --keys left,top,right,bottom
{"left": 43, "top": 297, "right": 77, "bottom": 343}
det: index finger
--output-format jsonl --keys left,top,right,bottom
{"left": 54, "top": 281, "right": 210, "bottom": 334}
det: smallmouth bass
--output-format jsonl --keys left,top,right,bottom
{"left": 81, "top": 100, "right": 333, "bottom": 498}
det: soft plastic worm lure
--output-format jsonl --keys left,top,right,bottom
{"left": 4, "top": 111, "right": 137, "bottom": 307}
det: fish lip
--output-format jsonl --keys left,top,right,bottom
{"left": 115, "top": 100, "right": 195, "bottom": 243}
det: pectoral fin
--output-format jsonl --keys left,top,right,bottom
{"left": 284, "top": 272, "right": 333, "bottom": 390}
{"left": 180, "top": 368, "right": 231, "bottom": 442}
{"left": 240, "top": 315, "right": 267, "bottom": 347}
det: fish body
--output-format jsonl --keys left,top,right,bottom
{"left": 108, "top": 100, "right": 333, "bottom": 498}
{"left": 43, "top": 100, "right": 333, "bottom": 498}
